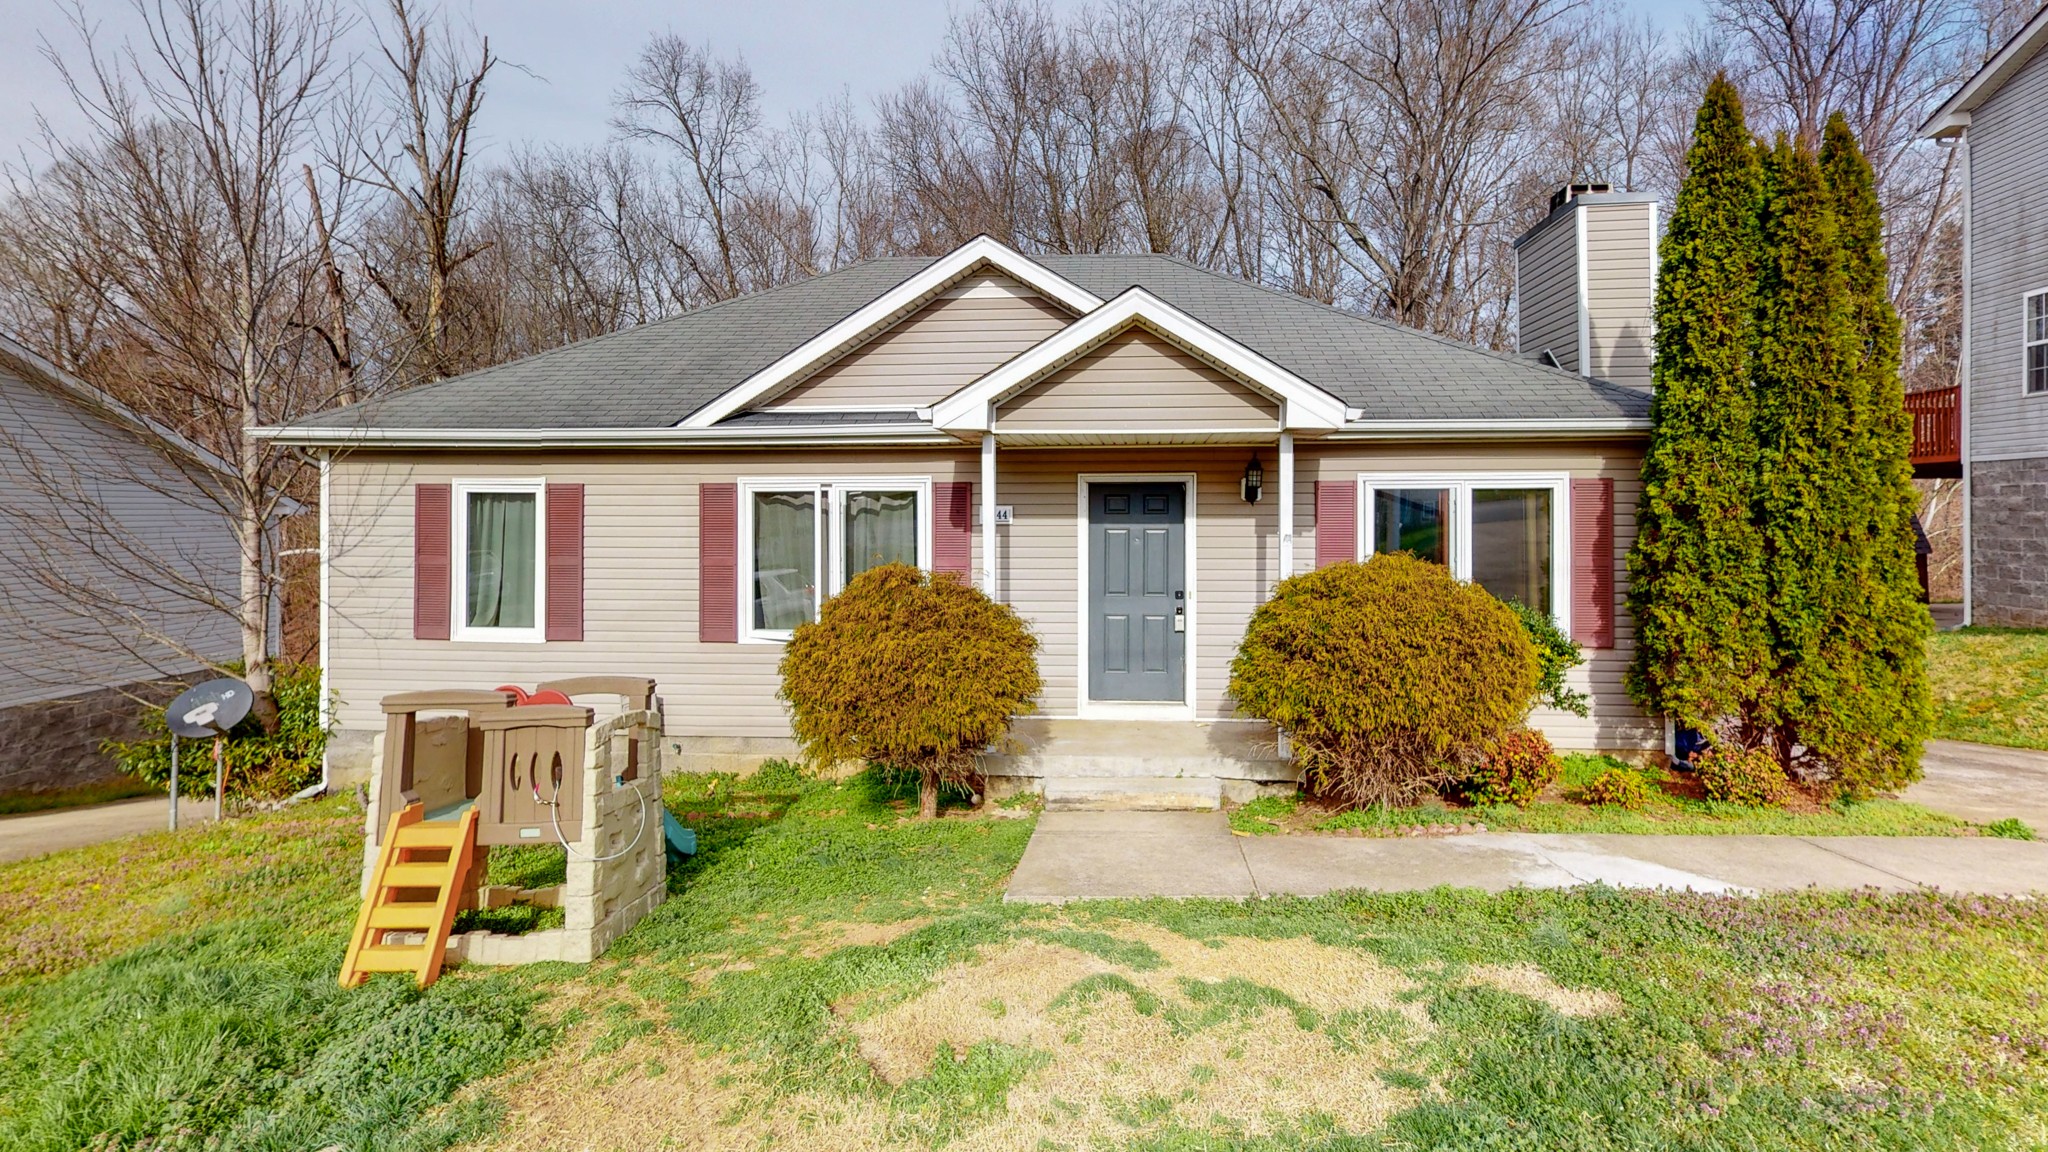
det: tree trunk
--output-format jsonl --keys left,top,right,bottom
{"left": 919, "top": 772, "right": 939, "bottom": 820}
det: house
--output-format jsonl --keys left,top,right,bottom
{"left": 0, "top": 335, "right": 241, "bottom": 794}
{"left": 1922, "top": 3, "right": 2048, "bottom": 625}
{"left": 261, "top": 218, "right": 1659, "bottom": 805}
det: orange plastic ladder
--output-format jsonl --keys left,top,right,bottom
{"left": 340, "top": 801, "right": 477, "bottom": 989}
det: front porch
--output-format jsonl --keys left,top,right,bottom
{"left": 979, "top": 718, "right": 1297, "bottom": 810}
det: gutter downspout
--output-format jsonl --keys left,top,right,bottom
{"left": 1957, "top": 132, "right": 1973, "bottom": 627}
{"left": 981, "top": 432, "right": 998, "bottom": 599}
{"left": 1277, "top": 430, "right": 1294, "bottom": 585}
{"left": 290, "top": 448, "right": 332, "bottom": 802}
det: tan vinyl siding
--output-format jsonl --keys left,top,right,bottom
{"left": 996, "top": 328, "right": 1280, "bottom": 431}
{"left": 991, "top": 448, "right": 1281, "bottom": 717}
{"left": 1967, "top": 51, "right": 2048, "bottom": 461}
{"left": 326, "top": 439, "right": 1654, "bottom": 759}
{"left": 0, "top": 366, "right": 238, "bottom": 707}
{"left": 1515, "top": 215, "right": 1581, "bottom": 372}
{"left": 1295, "top": 440, "right": 1656, "bottom": 751}
{"left": 1582, "top": 201, "right": 1656, "bottom": 389}
{"left": 324, "top": 449, "right": 977, "bottom": 745}
{"left": 760, "top": 273, "right": 1071, "bottom": 411}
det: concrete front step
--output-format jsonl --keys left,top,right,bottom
{"left": 1042, "top": 775, "right": 1225, "bottom": 811}
{"left": 981, "top": 718, "right": 1296, "bottom": 782}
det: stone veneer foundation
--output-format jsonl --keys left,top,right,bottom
{"left": 1971, "top": 456, "right": 2048, "bottom": 626}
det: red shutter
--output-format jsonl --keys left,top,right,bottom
{"left": 413, "top": 484, "right": 451, "bottom": 640}
{"left": 1571, "top": 477, "right": 1615, "bottom": 649}
{"left": 1314, "top": 481, "right": 1356, "bottom": 569}
{"left": 545, "top": 483, "right": 584, "bottom": 642}
{"left": 932, "top": 481, "right": 973, "bottom": 578}
{"left": 699, "top": 483, "right": 738, "bottom": 643}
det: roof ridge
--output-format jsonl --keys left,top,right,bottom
{"left": 1132, "top": 251, "right": 1625, "bottom": 390}
{"left": 327, "top": 257, "right": 938, "bottom": 423}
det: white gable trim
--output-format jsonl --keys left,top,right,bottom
{"left": 679, "top": 236, "right": 1104, "bottom": 429}
{"left": 926, "top": 286, "right": 1351, "bottom": 433}
{"left": 1922, "top": 3, "right": 2048, "bottom": 138}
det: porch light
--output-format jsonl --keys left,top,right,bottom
{"left": 1241, "top": 455, "right": 1263, "bottom": 504}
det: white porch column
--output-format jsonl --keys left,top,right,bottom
{"left": 981, "top": 432, "right": 998, "bottom": 597}
{"left": 1277, "top": 431, "right": 1294, "bottom": 584}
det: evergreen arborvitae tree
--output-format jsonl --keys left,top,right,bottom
{"left": 1626, "top": 76, "right": 1771, "bottom": 731}
{"left": 1751, "top": 134, "right": 1854, "bottom": 770}
{"left": 1806, "top": 113, "right": 1932, "bottom": 791}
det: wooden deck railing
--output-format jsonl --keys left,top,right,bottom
{"left": 1905, "top": 385, "right": 1960, "bottom": 467}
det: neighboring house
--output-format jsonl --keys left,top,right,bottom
{"left": 261, "top": 210, "right": 1657, "bottom": 804}
{"left": 1923, "top": 3, "right": 2048, "bottom": 625}
{"left": 0, "top": 335, "right": 241, "bottom": 793}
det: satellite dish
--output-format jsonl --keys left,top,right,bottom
{"left": 167, "top": 678, "right": 253, "bottom": 739}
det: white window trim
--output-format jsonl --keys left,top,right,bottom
{"left": 451, "top": 478, "right": 547, "bottom": 644}
{"left": 1355, "top": 471, "right": 1572, "bottom": 631}
{"left": 2023, "top": 286, "right": 2048, "bottom": 396}
{"left": 738, "top": 475, "right": 935, "bottom": 645}
{"left": 1074, "top": 472, "right": 1198, "bottom": 719}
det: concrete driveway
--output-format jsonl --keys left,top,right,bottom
{"left": 0, "top": 796, "right": 208, "bottom": 865}
{"left": 1005, "top": 811, "right": 2048, "bottom": 903}
{"left": 1906, "top": 740, "right": 2048, "bottom": 829}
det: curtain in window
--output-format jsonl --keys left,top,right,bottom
{"left": 466, "top": 491, "right": 537, "bottom": 628}
{"left": 1372, "top": 488, "right": 1450, "bottom": 567}
{"left": 752, "top": 490, "right": 817, "bottom": 630}
{"left": 1471, "top": 488, "right": 1552, "bottom": 612}
{"left": 843, "top": 489, "right": 919, "bottom": 582}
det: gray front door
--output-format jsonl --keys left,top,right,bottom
{"left": 1089, "top": 482, "right": 1186, "bottom": 702}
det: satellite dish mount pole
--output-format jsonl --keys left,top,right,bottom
{"left": 213, "top": 735, "right": 226, "bottom": 822}
{"left": 169, "top": 734, "right": 179, "bottom": 832}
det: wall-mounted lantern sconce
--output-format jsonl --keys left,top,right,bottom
{"left": 1241, "top": 454, "right": 1263, "bottom": 504}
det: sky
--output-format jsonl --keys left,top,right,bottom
{"left": 0, "top": 0, "right": 1710, "bottom": 170}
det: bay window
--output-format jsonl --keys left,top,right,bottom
{"left": 741, "top": 478, "right": 931, "bottom": 641}
{"left": 1358, "top": 474, "right": 1568, "bottom": 620}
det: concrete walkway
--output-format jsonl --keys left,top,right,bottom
{"left": 1006, "top": 811, "right": 2048, "bottom": 903}
{"left": 0, "top": 796, "right": 206, "bottom": 865}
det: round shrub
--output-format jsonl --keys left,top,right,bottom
{"left": 1461, "top": 728, "right": 1561, "bottom": 807}
{"left": 779, "top": 564, "right": 1041, "bottom": 818}
{"left": 1229, "top": 554, "right": 1540, "bottom": 808}
{"left": 1582, "top": 767, "right": 1654, "bottom": 811}
{"left": 1695, "top": 744, "right": 1790, "bottom": 807}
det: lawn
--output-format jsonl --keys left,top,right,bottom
{"left": 4, "top": 767, "right": 2046, "bottom": 1150}
{"left": 1929, "top": 627, "right": 2048, "bottom": 750}
{"left": 0, "top": 775, "right": 159, "bottom": 816}
{"left": 1230, "top": 753, "right": 1979, "bottom": 839}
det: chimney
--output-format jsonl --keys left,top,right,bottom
{"left": 1512, "top": 182, "right": 1658, "bottom": 389}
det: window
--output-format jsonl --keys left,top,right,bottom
{"left": 1358, "top": 474, "right": 1567, "bottom": 619}
{"left": 741, "top": 478, "right": 930, "bottom": 640}
{"left": 2028, "top": 290, "right": 2048, "bottom": 395}
{"left": 454, "top": 480, "right": 544, "bottom": 642}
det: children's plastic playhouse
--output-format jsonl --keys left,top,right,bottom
{"left": 339, "top": 676, "right": 670, "bottom": 988}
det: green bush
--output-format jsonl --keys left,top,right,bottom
{"left": 1461, "top": 728, "right": 1561, "bottom": 807}
{"left": 102, "top": 663, "right": 330, "bottom": 800}
{"left": 1582, "top": 767, "right": 1655, "bottom": 811}
{"left": 1695, "top": 744, "right": 1790, "bottom": 807}
{"left": 779, "top": 564, "right": 1041, "bottom": 818}
{"left": 1229, "top": 555, "right": 1540, "bottom": 808}
{"left": 1509, "top": 600, "right": 1590, "bottom": 717}
{"left": 1985, "top": 817, "right": 2036, "bottom": 841}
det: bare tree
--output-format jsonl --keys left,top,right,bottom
{"left": 5, "top": 0, "right": 351, "bottom": 730}
{"left": 346, "top": 0, "right": 497, "bottom": 387}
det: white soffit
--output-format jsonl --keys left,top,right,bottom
{"left": 681, "top": 236, "right": 1104, "bottom": 428}
{"left": 926, "top": 286, "right": 1351, "bottom": 433}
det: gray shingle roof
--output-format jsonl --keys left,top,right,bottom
{"left": 285, "top": 253, "right": 1647, "bottom": 433}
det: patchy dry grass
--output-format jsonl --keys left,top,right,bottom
{"left": 8, "top": 766, "right": 2048, "bottom": 1151}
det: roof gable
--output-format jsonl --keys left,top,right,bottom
{"left": 1923, "top": 3, "right": 2048, "bottom": 137}
{"left": 750, "top": 271, "right": 1071, "bottom": 414}
{"left": 681, "top": 236, "right": 1100, "bottom": 428}
{"left": 930, "top": 286, "right": 1351, "bottom": 433}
